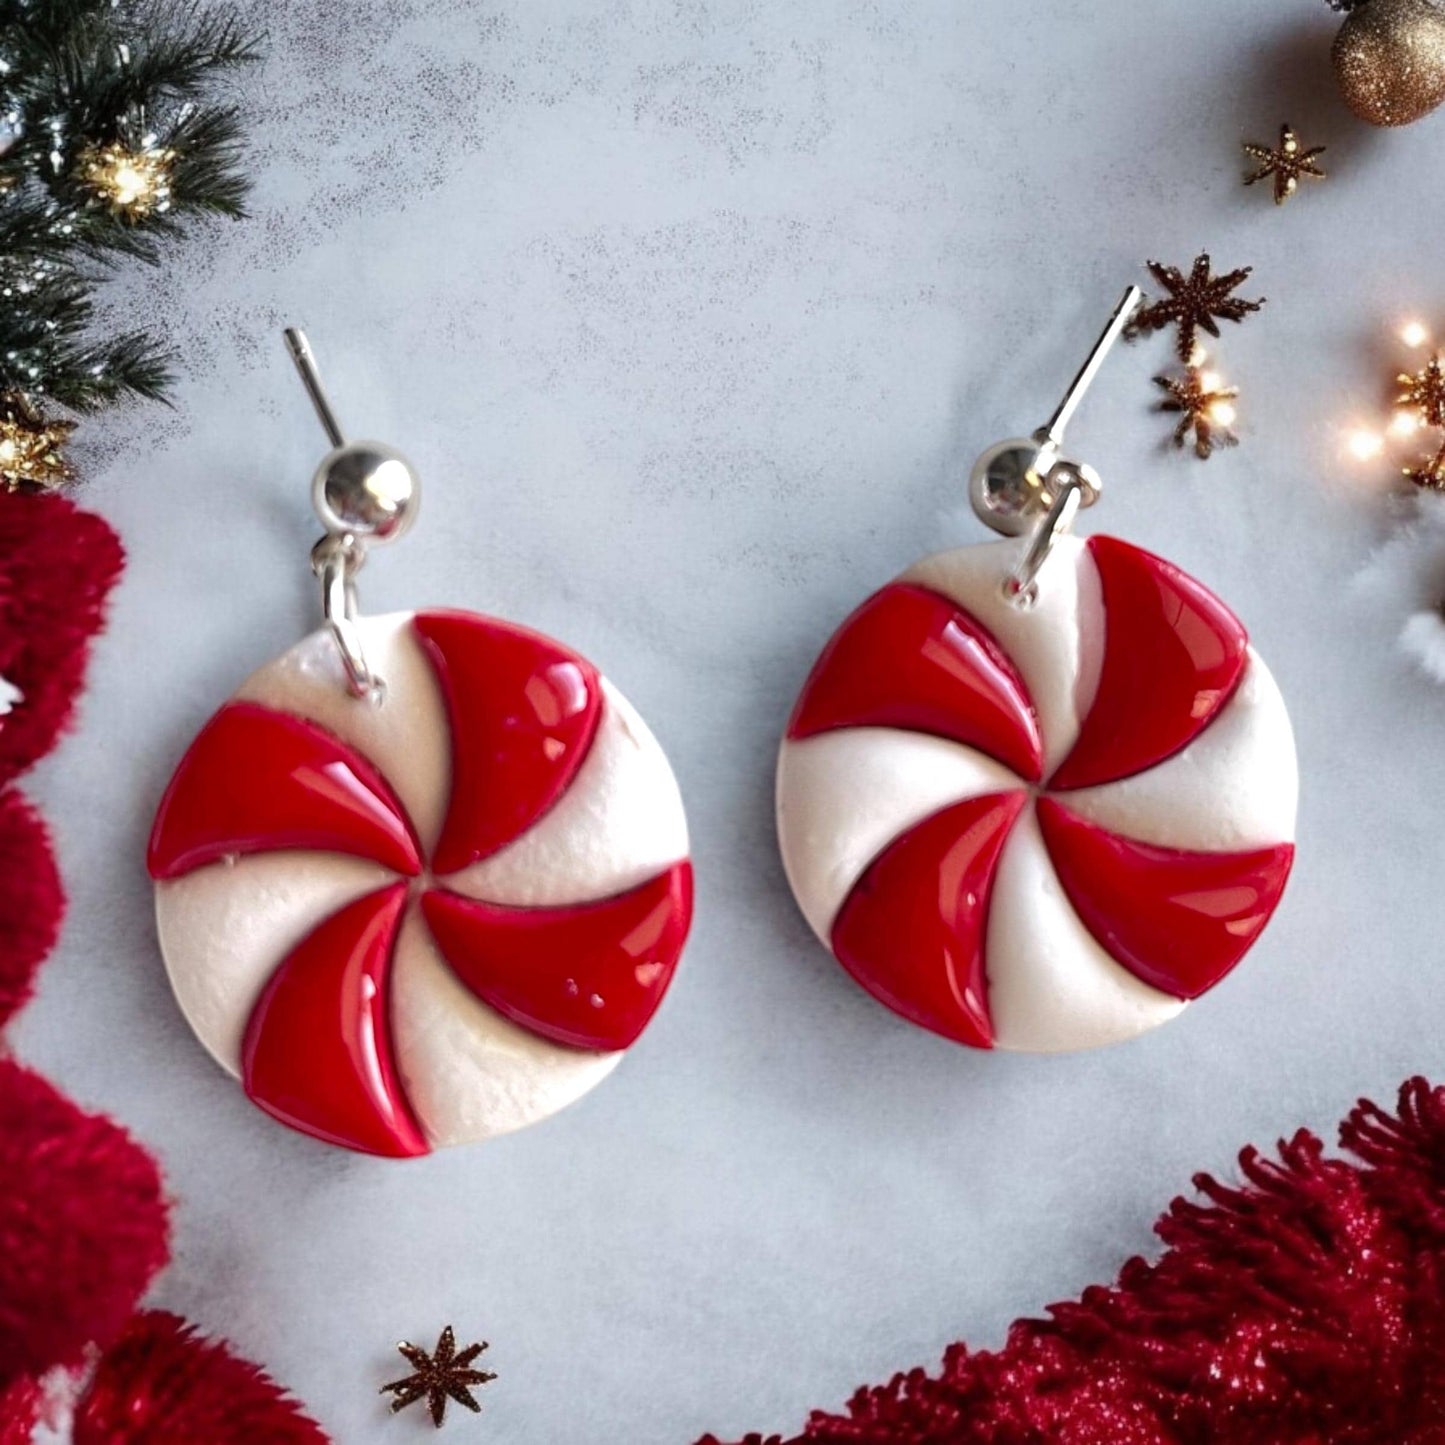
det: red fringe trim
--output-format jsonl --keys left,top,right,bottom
{"left": 700, "top": 1078, "right": 1445, "bottom": 1444}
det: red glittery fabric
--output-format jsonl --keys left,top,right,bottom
{"left": 73, "top": 1312, "right": 330, "bottom": 1444}
{"left": 700, "top": 1078, "right": 1445, "bottom": 1445}
{"left": 0, "top": 1381, "right": 40, "bottom": 1445}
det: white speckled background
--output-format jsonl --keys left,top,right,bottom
{"left": 14, "top": 2, "right": 1445, "bottom": 1439}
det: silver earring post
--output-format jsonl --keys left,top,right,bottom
{"left": 283, "top": 328, "right": 421, "bottom": 702}
{"left": 284, "top": 328, "right": 346, "bottom": 449}
{"left": 967, "top": 286, "right": 1142, "bottom": 606}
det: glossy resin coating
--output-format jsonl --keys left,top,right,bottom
{"left": 776, "top": 534, "right": 1297, "bottom": 1053}
{"left": 151, "top": 610, "right": 693, "bottom": 1156}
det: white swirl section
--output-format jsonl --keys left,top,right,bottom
{"left": 389, "top": 908, "right": 622, "bottom": 1147}
{"left": 233, "top": 611, "right": 451, "bottom": 856}
{"left": 984, "top": 809, "right": 1186, "bottom": 1051}
{"left": 157, "top": 851, "right": 395, "bottom": 1078}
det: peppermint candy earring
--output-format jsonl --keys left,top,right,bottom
{"left": 149, "top": 333, "right": 693, "bottom": 1156}
{"left": 776, "top": 290, "right": 1297, "bottom": 1053}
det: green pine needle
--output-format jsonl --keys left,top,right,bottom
{"left": 0, "top": 0, "right": 262, "bottom": 416}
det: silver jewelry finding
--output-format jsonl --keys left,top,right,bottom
{"left": 283, "top": 328, "right": 421, "bottom": 700}
{"left": 968, "top": 287, "right": 1141, "bottom": 606}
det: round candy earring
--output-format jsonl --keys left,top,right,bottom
{"left": 776, "top": 289, "right": 1297, "bottom": 1053}
{"left": 149, "top": 332, "right": 693, "bottom": 1156}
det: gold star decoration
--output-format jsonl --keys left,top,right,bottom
{"left": 1406, "top": 438, "right": 1445, "bottom": 491}
{"left": 75, "top": 139, "right": 176, "bottom": 221}
{"left": 1154, "top": 367, "right": 1239, "bottom": 459}
{"left": 0, "top": 393, "right": 76, "bottom": 491}
{"left": 380, "top": 1326, "right": 495, "bottom": 1429}
{"left": 1127, "top": 254, "right": 1266, "bottom": 364}
{"left": 1243, "top": 124, "right": 1327, "bottom": 205}
{"left": 1397, "top": 353, "right": 1445, "bottom": 429}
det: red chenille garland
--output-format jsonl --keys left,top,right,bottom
{"left": 73, "top": 1312, "right": 330, "bottom": 1444}
{"left": 0, "top": 491, "right": 332, "bottom": 1441}
{"left": 0, "top": 1060, "right": 169, "bottom": 1389}
{"left": 0, "top": 792, "right": 62, "bottom": 1030}
{"left": 699, "top": 1078, "right": 1445, "bottom": 1445}
{"left": 0, "top": 1382, "right": 39, "bottom": 1445}
{"left": 0, "top": 493, "right": 124, "bottom": 789}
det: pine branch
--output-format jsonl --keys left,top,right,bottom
{"left": 0, "top": 0, "right": 260, "bottom": 424}
{"left": 164, "top": 104, "right": 252, "bottom": 218}
{"left": 0, "top": 269, "right": 173, "bottom": 410}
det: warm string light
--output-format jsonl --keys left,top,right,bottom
{"left": 1347, "top": 321, "right": 1445, "bottom": 488}
{"left": 1349, "top": 430, "right": 1385, "bottom": 461}
{"left": 74, "top": 138, "right": 175, "bottom": 221}
{"left": 1154, "top": 347, "right": 1240, "bottom": 460}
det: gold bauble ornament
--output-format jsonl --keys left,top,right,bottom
{"left": 1333, "top": 0, "right": 1445, "bottom": 127}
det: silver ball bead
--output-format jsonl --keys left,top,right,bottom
{"left": 969, "top": 438, "right": 1053, "bottom": 536}
{"left": 311, "top": 440, "right": 419, "bottom": 542}
{"left": 968, "top": 435, "right": 1101, "bottom": 537}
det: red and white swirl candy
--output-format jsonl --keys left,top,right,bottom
{"left": 776, "top": 535, "right": 1296, "bottom": 1052}
{"left": 149, "top": 610, "right": 692, "bottom": 1156}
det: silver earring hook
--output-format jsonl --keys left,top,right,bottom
{"left": 1001, "top": 466, "right": 1086, "bottom": 607}
{"left": 967, "top": 286, "right": 1142, "bottom": 607}
{"left": 283, "top": 329, "right": 421, "bottom": 702}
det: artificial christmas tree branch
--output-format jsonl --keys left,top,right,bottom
{"left": 0, "top": 0, "right": 259, "bottom": 448}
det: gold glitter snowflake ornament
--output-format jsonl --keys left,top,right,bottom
{"left": 1243, "top": 124, "right": 1327, "bottom": 205}
{"left": 75, "top": 139, "right": 176, "bottom": 221}
{"left": 1398, "top": 353, "right": 1445, "bottom": 429}
{"left": 381, "top": 1326, "right": 495, "bottom": 1429}
{"left": 1154, "top": 367, "right": 1239, "bottom": 459}
{"left": 0, "top": 394, "right": 76, "bottom": 491}
{"left": 1405, "top": 438, "right": 1445, "bottom": 491}
{"left": 1127, "top": 255, "right": 1266, "bottom": 364}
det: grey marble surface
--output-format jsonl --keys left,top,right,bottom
{"left": 15, "top": 2, "right": 1445, "bottom": 1439}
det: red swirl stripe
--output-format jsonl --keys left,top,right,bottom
{"left": 422, "top": 863, "right": 694, "bottom": 1053}
{"left": 1048, "top": 536, "right": 1249, "bottom": 792}
{"left": 413, "top": 610, "right": 603, "bottom": 875}
{"left": 241, "top": 883, "right": 427, "bottom": 1158}
{"left": 1037, "top": 799, "right": 1294, "bottom": 1000}
{"left": 786, "top": 584, "right": 1044, "bottom": 783}
{"left": 830, "top": 792, "right": 1027, "bottom": 1048}
{"left": 146, "top": 702, "right": 423, "bottom": 880}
